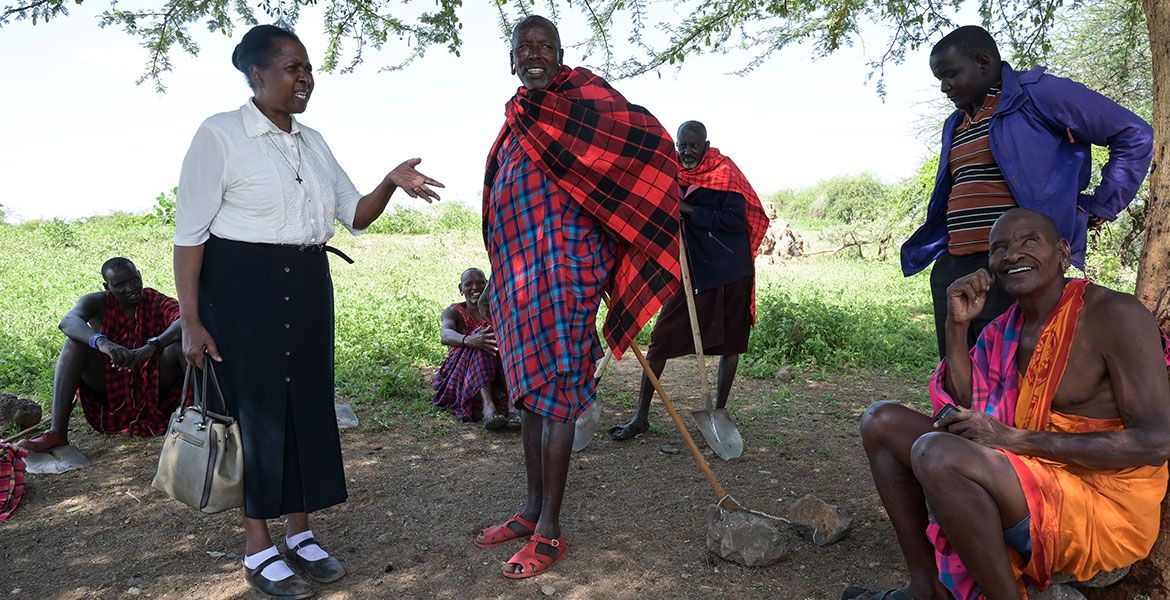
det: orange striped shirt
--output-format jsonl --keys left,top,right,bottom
{"left": 947, "top": 88, "right": 1017, "bottom": 255}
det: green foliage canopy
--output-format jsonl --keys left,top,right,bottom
{"left": 2, "top": 0, "right": 1079, "bottom": 90}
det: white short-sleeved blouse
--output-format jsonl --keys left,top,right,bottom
{"left": 174, "top": 99, "right": 366, "bottom": 246}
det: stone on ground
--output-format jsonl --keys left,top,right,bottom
{"left": 23, "top": 444, "right": 90, "bottom": 475}
{"left": 0, "top": 393, "right": 42, "bottom": 430}
{"left": 786, "top": 494, "right": 852, "bottom": 546}
{"left": 335, "top": 404, "right": 359, "bottom": 429}
{"left": 1051, "top": 566, "right": 1129, "bottom": 588}
{"left": 1025, "top": 583, "right": 1085, "bottom": 600}
{"left": 706, "top": 504, "right": 791, "bottom": 567}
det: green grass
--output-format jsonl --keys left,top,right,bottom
{"left": 746, "top": 255, "right": 936, "bottom": 379}
{"left": 0, "top": 209, "right": 939, "bottom": 430}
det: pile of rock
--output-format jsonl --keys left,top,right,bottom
{"left": 0, "top": 392, "right": 42, "bottom": 431}
{"left": 757, "top": 204, "right": 804, "bottom": 263}
{"left": 705, "top": 494, "right": 852, "bottom": 568}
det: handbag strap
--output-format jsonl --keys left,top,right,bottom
{"left": 179, "top": 364, "right": 196, "bottom": 411}
{"left": 200, "top": 360, "right": 230, "bottom": 415}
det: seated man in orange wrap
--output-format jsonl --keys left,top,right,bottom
{"left": 19, "top": 257, "right": 185, "bottom": 452}
{"left": 848, "top": 208, "right": 1170, "bottom": 600}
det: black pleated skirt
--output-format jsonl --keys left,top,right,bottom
{"left": 200, "top": 235, "right": 347, "bottom": 519}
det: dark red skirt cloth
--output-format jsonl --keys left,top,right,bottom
{"left": 646, "top": 274, "right": 753, "bottom": 360}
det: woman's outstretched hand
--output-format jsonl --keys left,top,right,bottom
{"left": 389, "top": 158, "right": 445, "bottom": 202}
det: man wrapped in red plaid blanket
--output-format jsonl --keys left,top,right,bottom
{"left": 474, "top": 15, "right": 681, "bottom": 579}
{"left": 19, "top": 257, "right": 185, "bottom": 453}
{"left": 611, "top": 120, "right": 770, "bottom": 441}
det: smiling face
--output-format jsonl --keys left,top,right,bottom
{"left": 251, "top": 37, "right": 314, "bottom": 121}
{"left": 103, "top": 265, "right": 144, "bottom": 308}
{"left": 459, "top": 269, "right": 487, "bottom": 306}
{"left": 929, "top": 46, "right": 995, "bottom": 112}
{"left": 988, "top": 209, "right": 1070, "bottom": 297}
{"left": 510, "top": 19, "right": 563, "bottom": 91}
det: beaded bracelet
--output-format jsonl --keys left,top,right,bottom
{"left": 88, "top": 333, "right": 107, "bottom": 349}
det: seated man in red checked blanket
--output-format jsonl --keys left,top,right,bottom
{"left": 611, "top": 120, "right": 769, "bottom": 440}
{"left": 19, "top": 257, "right": 184, "bottom": 452}
{"left": 432, "top": 267, "right": 518, "bottom": 430}
{"left": 473, "top": 15, "right": 681, "bottom": 579}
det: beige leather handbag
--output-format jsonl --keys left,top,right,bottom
{"left": 152, "top": 362, "right": 243, "bottom": 514}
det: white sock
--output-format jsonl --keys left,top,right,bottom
{"left": 243, "top": 545, "right": 294, "bottom": 581}
{"left": 286, "top": 529, "right": 329, "bottom": 561}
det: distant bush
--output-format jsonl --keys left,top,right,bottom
{"left": 748, "top": 284, "right": 936, "bottom": 376}
{"left": 770, "top": 172, "right": 894, "bottom": 224}
{"left": 367, "top": 203, "right": 480, "bottom": 235}
{"left": 40, "top": 218, "right": 79, "bottom": 248}
{"left": 769, "top": 160, "right": 936, "bottom": 259}
{"left": 154, "top": 187, "right": 177, "bottom": 224}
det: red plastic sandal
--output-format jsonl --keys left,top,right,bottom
{"left": 473, "top": 512, "right": 536, "bottom": 548}
{"left": 502, "top": 533, "right": 568, "bottom": 580}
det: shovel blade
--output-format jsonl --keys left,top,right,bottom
{"left": 691, "top": 408, "right": 744, "bottom": 461}
{"left": 572, "top": 399, "right": 603, "bottom": 452}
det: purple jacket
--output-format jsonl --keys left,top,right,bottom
{"left": 901, "top": 64, "right": 1153, "bottom": 276}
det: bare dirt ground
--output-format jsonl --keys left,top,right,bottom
{"left": 3, "top": 355, "right": 932, "bottom": 600}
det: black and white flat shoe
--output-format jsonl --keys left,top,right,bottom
{"left": 243, "top": 555, "right": 315, "bottom": 599}
{"left": 285, "top": 537, "right": 346, "bottom": 584}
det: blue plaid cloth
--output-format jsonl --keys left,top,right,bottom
{"left": 486, "top": 133, "right": 616, "bottom": 422}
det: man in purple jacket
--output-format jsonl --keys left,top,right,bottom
{"left": 901, "top": 26, "right": 1153, "bottom": 359}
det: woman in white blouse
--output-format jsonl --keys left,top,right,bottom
{"left": 173, "top": 24, "right": 442, "bottom": 599}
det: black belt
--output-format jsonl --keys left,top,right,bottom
{"left": 284, "top": 243, "right": 355, "bottom": 264}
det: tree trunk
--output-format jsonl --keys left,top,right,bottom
{"left": 1103, "top": 2, "right": 1170, "bottom": 596}
{"left": 1136, "top": 0, "right": 1170, "bottom": 331}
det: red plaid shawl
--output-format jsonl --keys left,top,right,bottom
{"left": 678, "top": 147, "right": 770, "bottom": 321}
{"left": 78, "top": 289, "right": 183, "bottom": 436}
{"left": 484, "top": 66, "right": 681, "bottom": 357}
{"left": 0, "top": 442, "right": 26, "bottom": 523}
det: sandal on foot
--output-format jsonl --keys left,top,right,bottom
{"left": 483, "top": 412, "right": 507, "bottom": 431}
{"left": 17, "top": 430, "right": 67, "bottom": 453}
{"left": 474, "top": 512, "right": 536, "bottom": 548}
{"left": 502, "top": 533, "right": 568, "bottom": 580}
{"left": 608, "top": 421, "right": 648, "bottom": 441}
{"left": 505, "top": 412, "right": 522, "bottom": 430}
{"left": 841, "top": 586, "right": 917, "bottom": 600}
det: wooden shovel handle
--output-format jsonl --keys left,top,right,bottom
{"left": 630, "top": 343, "right": 730, "bottom": 507}
{"left": 593, "top": 349, "right": 614, "bottom": 380}
{"left": 677, "top": 231, "right": 714, "bottom": 407}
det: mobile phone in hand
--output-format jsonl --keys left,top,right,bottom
{"left": 934, "top": 404, "right": 959, "bottom": 422}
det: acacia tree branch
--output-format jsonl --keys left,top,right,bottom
{"left": 1, "top": 0, "right": 61, "bottom": 21}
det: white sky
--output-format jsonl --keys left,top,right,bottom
{"left": 0, "top": 2, "right": 954, "bottom": 222}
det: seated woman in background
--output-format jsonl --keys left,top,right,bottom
{"left": 432, "top": 268, "right": 518, "bottom": 430}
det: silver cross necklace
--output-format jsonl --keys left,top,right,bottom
{"left": 267, "top": 133, "right": 304, "bottom": 184}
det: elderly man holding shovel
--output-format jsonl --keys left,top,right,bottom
{"left": 610, "top": 121, "right": 769, "bottom": 456}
